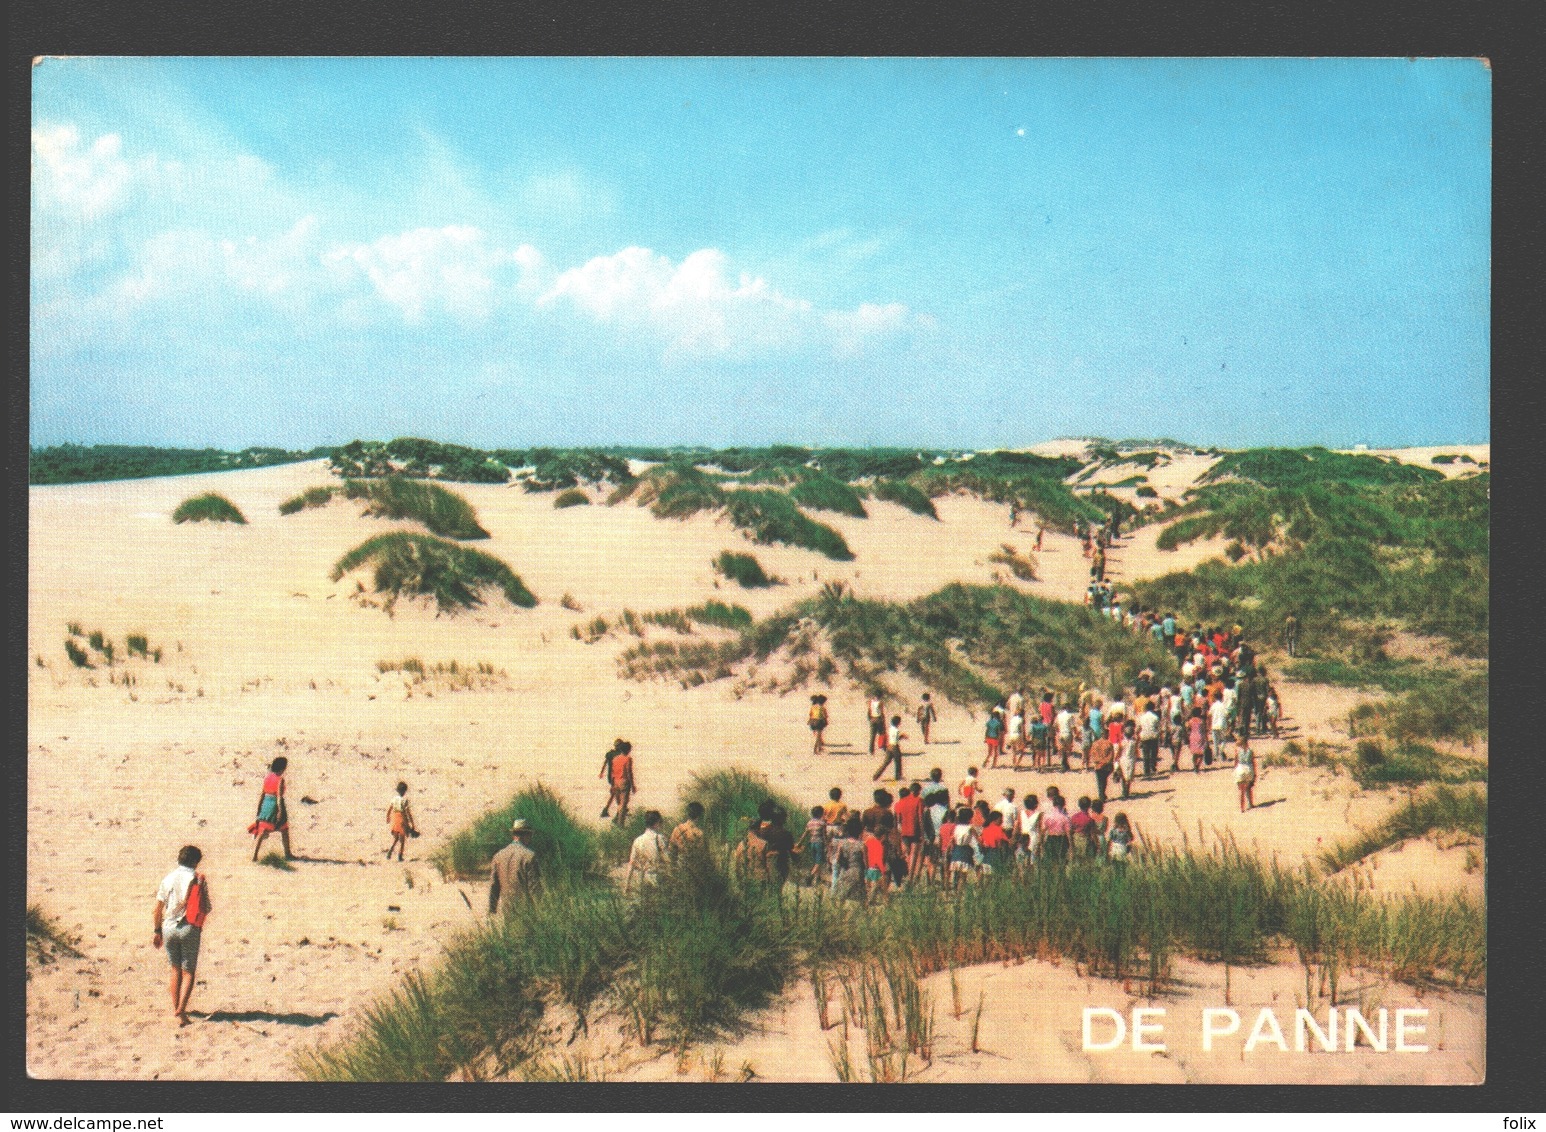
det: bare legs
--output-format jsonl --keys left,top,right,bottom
{"left": 169, "top": 966, "right": 196, "bottom": 1025}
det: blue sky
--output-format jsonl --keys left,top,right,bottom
{"left": 31, "top": 57, "right": 1490, "bottom": 450}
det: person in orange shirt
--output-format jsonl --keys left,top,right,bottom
{"left": 1086, "top": 733, "right": 1116, "bottom": 804}
{"left": 601, "top": 740, "right": 636, "bottom": 826}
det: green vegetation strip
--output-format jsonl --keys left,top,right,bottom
{"left": 622, "top": 582, "right": 1175, "bottom": 708}
{"left": 304, "top": 771, "right": 1484, "bottom": 1081}
{"left": 30, "top": 444, "right": 329, "bottom": 485}
{"left": 1133, "top": 472, "right": 1487, "bottom": 657}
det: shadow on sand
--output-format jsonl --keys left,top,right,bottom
{"left": 200, "top": 1009, "right": 339, "bottom": 1027}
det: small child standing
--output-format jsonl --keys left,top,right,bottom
{"left": 797, "top": 805, "right": 829, "bottom": 886}
{"left": 959, "top": 766, "right": 981, "bottom": 808}
{"left": 385, "top": 781, "right": 417, "bottom": 861}
{"left": 915, "top": 693, "right": 938, "bottom": 744}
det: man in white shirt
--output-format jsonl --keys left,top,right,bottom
{"left": 627, "top": 810, "right": 670, "bottom": 892}
{"left": 1209, "top": 696, "right": 1230, "bottom": 765}
{"left": 153, "top": 845, "right": 209, "bottom": 1027}
{"left": 1138, "top": 705, "right": 1162, "bottom": 777}
{"left": 994, "top": 788, "right": 1020, "bottom": 838}
{"left": 1019, "top": 794, "right": 1042, "bottom": 859}
{"left": 1055, "top": 705, "right": 1075, "bottom": 771}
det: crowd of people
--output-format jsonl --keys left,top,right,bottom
{"left": 714, "top": 774, "right": 1142, "bottom": 905}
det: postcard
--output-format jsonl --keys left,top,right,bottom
{"left": 27, "top": 57, "right": 1489, "bottom": 1086}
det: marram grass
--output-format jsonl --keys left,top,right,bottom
{"left": 172, "top": 492, "right": 246, "bottom": 524}
{"left": 332, "top": 532, "right": 535, "bottom": 613}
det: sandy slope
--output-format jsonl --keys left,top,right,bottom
{"left": 26, "top": 452, "right": 1484, "bottom": 1082}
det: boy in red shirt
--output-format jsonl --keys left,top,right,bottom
{"left": 977, "top": 811, "right": 1011, "bottom": 873}
{"left": 862, "top": 819, "right": 888, "bottom": 901}
{"left": 893, "top": 782, "right": 925, "bottom": 879}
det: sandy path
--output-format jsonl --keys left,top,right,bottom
{"left": 27, "top": 456, "right": 1483, "bottom": 1080}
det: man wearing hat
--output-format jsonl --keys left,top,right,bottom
{"left": 488, "top": 818, "right": 541, "bottom": 915}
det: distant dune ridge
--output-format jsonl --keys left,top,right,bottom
{"left": 27, "top": 440, "right": 1485, "bottom": 1082}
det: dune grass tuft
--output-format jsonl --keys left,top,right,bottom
{"left": 723, "top": 489, "right": 854, "bottom": 561}
{"left": 871, "top": 478, "right": 938, "bottom": 519}
{"left": 341, "top": 477, "right": 489, "bottom": 540}
{"left": 987, "top": 544, "right": 1038, "bottom": 581}
{"left": 1318, "top": 785, "right": 1485, "bottom": 874}
{"left": 788, "top": 474, "right": 868, "bottom": 518}
{"left": 278, "top": 485, "right": 340, "bottom": 515}
{"left": 172, "top": 492, "right": 247, "bottom": 524}
{"left": 64, "top": 639, "right": 91, "bottom": 668}
{"left": 26, "top": 904, "right": 83, "bottom": 965}
{"left": 553, "top": 488, "right": 591, "bottom": 509}
{"left": 433, "top": 784, "right": 600, "bottom": 882}
{"left": 686, "top": 601, "right": 753, "bottom": 632}
{"left": 713, "top": 551, "right": 777, "bottom": 588}
{"left": 333, "top": 532, "right": 536, "bottom": 613}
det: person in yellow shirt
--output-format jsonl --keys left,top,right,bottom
{"left": 823, "top": 786, "right": 850, "bottom": 827}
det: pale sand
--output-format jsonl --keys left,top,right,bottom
{"left": 26, "top": 451, "right": 1484, "bottom": 1081}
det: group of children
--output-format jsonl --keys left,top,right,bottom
{"left": 777, "top": 772, "right": 1140, "bottom": 903}
{"left": 977, "top": 631, "right": 1281, "bottom": 812}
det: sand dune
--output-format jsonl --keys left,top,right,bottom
{"left": 26, "top": 451, "right": 1484, "bottom": 1081}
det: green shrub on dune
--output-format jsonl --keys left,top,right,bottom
{"left": 332, "top": 532, "right": 535, "bottom": 613}
{"left": 553, "top": 489, "right": 591, "bottom": 509}
{"left": 723, "top": 489, "right": 854, "bottom": 561}
{"left": 788, "top": 473, "right": 868, "bottom": 518}
{"left": 871, "top": 478, "right": 938, "bottom": 519}
{"left": 686, "top": 600, "right": 753, "bottom": 631}
{"left": 434, "top": 785, "right": 599, "bottom": 882}
{"left": 342, "top": 477, "right": 490, "bottom": 540}
{"left": 172, "top": 493, "right": 247, "bottom": 524}
{"left": 278, "top": 485, "right": 340, "bottom": 514}
{"left": 712, "top": 550, "right": 777, "bottom": 588}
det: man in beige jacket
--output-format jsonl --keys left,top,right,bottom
{"left": 488, "top": 819, "right": 540, "bottom": 915}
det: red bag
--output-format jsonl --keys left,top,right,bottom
{"left": 184, "top": 874, "right": 209, "bottom": 928}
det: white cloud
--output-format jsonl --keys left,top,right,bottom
{"left": 34, "top": 125, "right": 921, "bottom": 359}
{"left": 323, "top": 226, "right": 541, "bottom": 323}
{"left": 32, "top": 124, "right": 138, "bottom": 219}
{"left": 538, "top": 245, "right": 910, "bottom": 360}
{"left": 825, "top": 302, "right": 912, "bottom": 357}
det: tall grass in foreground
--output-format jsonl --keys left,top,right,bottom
{"left": 1318, "top": 785, "right": 1486, "bottom": 874}
{"left": 172, "top": 492, "right": 246, "bottom": 524}
{"left": 332, "top": 532, "right": 536, "bottom": 613}
{"left": 303, "top": 800, "right": 1484, "bottom": 1081}
{"left": 713, "top": 550, "right": 777, "bottom": 588}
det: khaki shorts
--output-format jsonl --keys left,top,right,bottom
{"left": 165, "top": 922, "right": 201, "bottom": 971}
